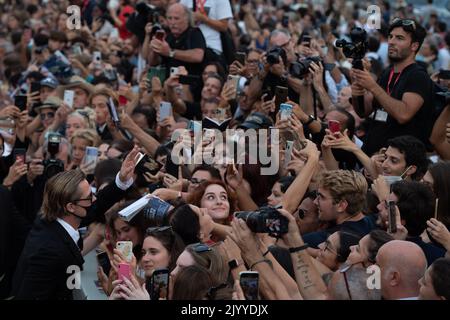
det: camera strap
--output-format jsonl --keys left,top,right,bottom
{"left": 386, "top": 68, "right": 402, "bottom": 96}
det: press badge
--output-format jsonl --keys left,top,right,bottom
{"left": 375, "top": 110, "right": 388, "bottom": 122}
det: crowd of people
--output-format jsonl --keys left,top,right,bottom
{"left": 1, "top": 0, "right": 450, "bottom": 301}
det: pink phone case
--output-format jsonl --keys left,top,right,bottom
{"left": 118, "top": 263, "right": 131, "bottom": 281}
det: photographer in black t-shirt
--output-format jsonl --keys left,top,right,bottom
{"left": 350, "top": 19, "right": 433, "bottom": 156}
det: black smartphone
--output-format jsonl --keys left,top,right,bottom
{"left": 282, "top": 14, "right": 289, "bottom": 28}
{"left": 164, "top": 154, "right": 179, "bottom": 178}
{"left": 14, "top": 95, "right": 27, "bottom": 112}
{"left": 274, "top": 86, "right": 288, "bottom": 108}
{"left": 302, "top": 35, "right": 312, "bottom": 47}
{"left": 240, "top": 271, "right": 259, "bottom": 300}
{"left": 179, "top": 75, "right": 200, "bottom": 85}
{"left": 96, "top": 251, "right": 112, "bottom": 276}
{"left": 13, "top": 148, "right": 26, "bottom": 163}
{"left": 146, "top": 268, "right": 170, "bottom": 300}
{"left": 387, "top": 200, "right": 397, "bottom": 234}
{"left": 235, "top": 51, "right": 246, "bottom": 65}
{"left": 30, "top": 81, "right": 41, "bottom": 93}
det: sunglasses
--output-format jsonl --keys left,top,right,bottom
{"left": 40, "top": 112, "right": 55, "bottom": 120}
{"left": 190, "top": 178, "right": 207, "bottom": 185}
{"left": 191, "top": 242, "right": 211, "bottom": 253}
{"left": 391, "top": 18, "right": 416, "bottom": 31}
{"left": 146, "top": 226, "right": 172, "bottom": 235}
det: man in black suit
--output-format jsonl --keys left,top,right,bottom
{"left": 11, "top": 147, "right": 140, "bottom": 300}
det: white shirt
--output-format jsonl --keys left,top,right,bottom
{"left": 180, "top": 0, "right": 233, "bottom": 53}
{"left": 56, "top": 218, "right": 80, "bottom": 246}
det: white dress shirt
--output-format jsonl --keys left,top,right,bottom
{"left": 56, "top": 218, "right": 80, "bottom": 246}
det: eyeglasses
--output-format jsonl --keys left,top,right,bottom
{"left": 146, "top": 226, "right": 172, "bottom": 235}
{"left": 40, "top": 112, "right": 55, "bottom": 120}
{"left": 191, "top": 242, "right": 211, "bottom": 253}
{"left": 73, "top": 192, "right": 94, "bottom": 204}
{"left": 323, "top": 240, "right": 340, "bottom": 257}
{"left": 297, "top": 208, "right": 306, "bottom": 220}
{"left": 391, "top": 18, "right": 416, "bottom": 31}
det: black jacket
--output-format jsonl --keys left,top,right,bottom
{"left": 11, "top": 179, "right": 128, "bottom": 299}
{"left": 11, "top": 218, "right": 84, "bottom": 300}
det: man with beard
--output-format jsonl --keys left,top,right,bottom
{"left": 350, "top": 19, "right": 433, "bottom": 156}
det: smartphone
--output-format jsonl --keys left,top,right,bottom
{"left": 30, "top": 81, "right": 41, "bottom": 93}
{"left": 118, "top": 263, "right": 131, "bottom": 281}
{"left": 164, "top": 154, "right": 179, "bottom": 178}
{"left": 63, "top": 90, "right": 75, "bottom": 108}
{"left": 146, "top": 268, "right": 170, "bottom": 300}
{"left": 159, "top": 101, "right": 172, "bottom": 122}
{"left": 170, "top": 67, "right": 179, "bottom": 77}
{"left": 73, "top": 44, "right": 82, "bottom": 55}
{"left": 147, "top": 66, "right": 167, "bottom": 85}
{"left": 179, "top": 75, "right": 200, "bottom": 85}
{"left": 14, "top": 95, "right": 27, "bottom": 112}
{"left": 83, "top": 146, "right": 98, "bottom": 169}
{"left": 96, "top": 251, "right": 112, "bottom": 276}
{"left": 274, "top": 86, "right": 288, "bottom": 109}
{"left": 328, "top": 120, "right": 341, "bottom": 134}
{"left": 235, "top": 51, "right": 246, "bottom": 65}
{"left": 116, "top": 241, "right": 133, "bottom": 262}
{"left": 239, "top": 271, "right": 259, "bottom": 300}
{"left": 108, "top": 97, "right": 120, "bottom": 124}
{"left": 387, "top": 200, "right": 397, "bottom": 234}
{"left": 13, "top": 148, "right": 26, "bottom": 163}
{"left": 155, "top": 29, "right": 165, "bottom": 41}
{"left": 93, "top": 51, "right": 102, "bottom": 64}
{"left": 279, "top": 103, "right": 293, "bottom": 120}
{"left": 135, "top": 152, "right": 145, "bottom": 166}
{"left": 228, "top": 75, "right": 240, "bottom": 99}
{"left": 143, "top": 196, "right": 172, "bottom": 225}
{"left": 302, "top": 35, "right": 312, "bottom": 47}
{"left": 282, "top": 14, "right": 289, "bottom": 28}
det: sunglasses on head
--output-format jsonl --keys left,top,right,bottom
{"left": 391, "top": 18, "right": 416, "bottom": 31}
{"left": 192, "top": 242, "right": 211, "bottom": 253}
{"left": 146, "top": 226, "right": 172, "bottom": 235}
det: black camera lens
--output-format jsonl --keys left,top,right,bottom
{"left": 235, "top": 207, "right": 289, "bottom": 237}
{"left": 266, "top": 47, "right": 286, "bottom": 65}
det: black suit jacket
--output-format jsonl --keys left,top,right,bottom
{"left": 11, "top": 218, "right": 84, "bottom": 300}
{"left": 11, "top": 179, "right": 129, "bottom": 300}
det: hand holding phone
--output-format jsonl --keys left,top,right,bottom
{"left": 14, "top": 95, "right": 28, "bottom": 112}
{"left": 240, "top": 271, "right": 259, "bottom": 300}
{"left": 155, "top": 30, "right": 165, "bottom": 41}
{"left": 118, "top": 263, "right": 131, "bottom": 281}
{"left": 279, "top": 103, "right": 293, "bottom": 121}
{"left": 116, "top": 241, "right": 133, "bottom": 262}
{"left": 387, "top": 201, "right": 398, "bottom": 234}
{"left": 159, "top": 101, "right": 172, "bottom": 122}
{"left": 147, "top": 268, "right": 170, "bottom": 300}
{"left": 13, "top": 148, "right": 26, "bottom": 163}
{"left": 235, "top": 52, "right": 246, "bottom": 65}
{"left": 328, "top": 120, "right": 341, "bottom": 134}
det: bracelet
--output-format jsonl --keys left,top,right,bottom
{"left": 250, "top": 258, "right": 273, "bottom": 271}
{"left": 288, "top": 244, "right": 309, "bottom": 253}
{"left": 303, "top": 115, "right": 315, "bottom": 126}
{"left": 262, "top": 248, "right": 270, "bottom": 257}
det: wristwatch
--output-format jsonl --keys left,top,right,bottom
{"left": 169, "top": 49, "right": 175, "bottom": 58}
{"left": 303, "top": 115, "right": 315, "bottom": 126}
{"left": 228, "top": 258, "right": 244, "bottom": 270}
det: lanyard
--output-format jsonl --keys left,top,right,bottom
{"left": 386, "top": 68, "right": 402, "bottom": 96}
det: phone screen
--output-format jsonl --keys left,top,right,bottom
{"left": 14, "top": 95, "right": 27, "bottom": 111}
{"left": 13, "top": 148, "right": 26, "bottom": 163}
{"left": 328, "top": 120, "right": 341, "bottom": 134}
{"left": 96, "top": 251, "right": 112, "bottom": 276}
{"left": 159, "top": 102, "right": 172, "bottom": 122}
{"left": 240, "top": 272, "right": 259, "bottom": 300}
{"left": 148, "top": 269, "right": 170, "bottom": 300}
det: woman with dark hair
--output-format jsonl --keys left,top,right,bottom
{"left": 267, "top": 176, "right": 295, "bottom": 207}
{"left": 140, "top": 226, "right": 185, "bottom": 278}
{"left": 187, "top": 180, "right": 237, "bottom": 225}
{"left": 422, "top": 161, "right": 450, "bottom": 228}
{"left": 171, "top": 265, "right": 215, "bottom": 300}
{"left": 347, "top": 230, "right": 394, "bottom": 266}
{"left": 316, "top": 231, "right": 362, "bottom": 271}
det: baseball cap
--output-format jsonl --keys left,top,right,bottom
{"left": 40, "top": 77, "right": 59, "bottom": 89}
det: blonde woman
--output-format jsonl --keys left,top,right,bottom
{"left": 68, "top": 129, "right": 101, "bottom": 171}
{"left": 65, "top": 108, "right": 96, "bottom": 139}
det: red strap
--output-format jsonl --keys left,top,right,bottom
{"left": 387, "top": 68, "right": 402, "bottom": 96}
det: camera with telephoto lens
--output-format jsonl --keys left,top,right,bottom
{"left": 43, "top": 133, "right": 64, "bottom": 179}
{"left": 266, "top": 47, "right": 287, "bottom": 65}
{"left": 235, "top": 206, "right": 289, "bottom": 237}
{"left": 334, "top": 27, "right": 368, "bottom": 69}
{"left": 289, "top": 56, "right": 322, "bottom": 79}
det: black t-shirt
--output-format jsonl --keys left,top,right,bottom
{"left": 162, "top": 27, "right": 206, "bottom": 77}
{"left": 362, "top": 63, "right": 433, "bottom": 156}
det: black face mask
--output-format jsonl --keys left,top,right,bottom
{"left": 67, "top": 202, "right": 95, "bottom": 219}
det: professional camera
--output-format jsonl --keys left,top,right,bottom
{"left": 43, "top": 133, "right": 64, "bottom": 179}
{"left": 289, "top": 56, "right": 322, "bottom": 79}
{"left": 235, "top": 206, "right": 289, "bottom": 237}
{"left": 334, "top": 27, "right": 368, "bottom": 61}
{"left": 266, "top": 47, "right": 287, "bottom": 65}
